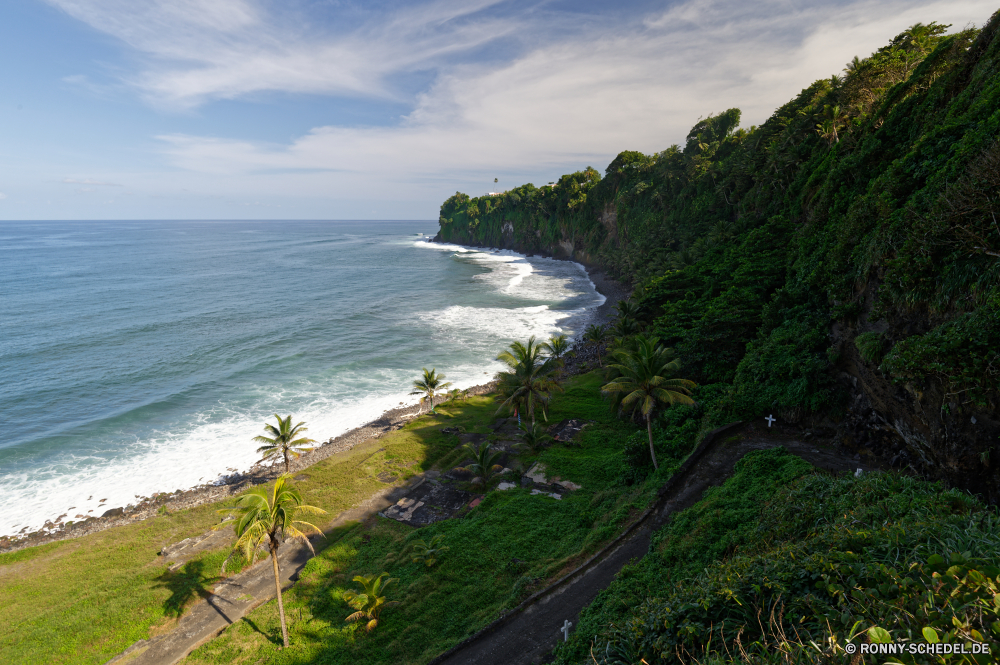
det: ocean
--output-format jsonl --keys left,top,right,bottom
{"left": 0, "top": 220, "right": 603, "bottom": 536}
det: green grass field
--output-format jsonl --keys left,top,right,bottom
{"left": 182, "top": 372, "right": 701, "bottom": 665}
{"left": 0, "top": 392, "right": 504, "bottom": 664}
{"left": 2, "top": 371, "right": 702, "bottom": 664}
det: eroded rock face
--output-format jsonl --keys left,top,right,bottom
{"left": 832, "top": 317, "right": 1000, "bottom": 505}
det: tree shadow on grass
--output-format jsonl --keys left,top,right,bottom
{"left": 154, "top": 560, "right": 220, "bottom": 617}
{"left": 242, "top": 617, "right": 284, "bottom": 646}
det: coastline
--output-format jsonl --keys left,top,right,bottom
{"left": 0, "top": 381, "right": 497, "bottom": 553}
{"left": 0, "top": 248, "right": 627, "bottom": 554}
{"left": 582, "top": 265, "right": 630, "bottom": 326}
{"left": 0, "top": 248, "right": 628, "bottom": 554}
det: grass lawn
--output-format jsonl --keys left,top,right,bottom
{"left": 182, "top": 371, "right": 699, "bottom": 665}
{"left": 0, "top": 394, "right": 499, "bottom": 665}
{"left": 2, "top": 370, "right": 709, "bottom": 665}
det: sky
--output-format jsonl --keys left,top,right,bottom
{"left": 1, "top": 0, "right": 997, "bottom": 220}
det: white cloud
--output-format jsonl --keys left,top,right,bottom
{"left": 63, "top": 178, "right": 121, "bottom": 186}
{"left": 37, "top": 0, "right": 999, "bottom": 218}
{"left": 47, "top": 0, "right": 523, "bottom": 108}
{"left": 152, "top": 0, "right": 998, "bottom": 196}
{"left": 0, "top": 193, "right": 7, "bottom": 200}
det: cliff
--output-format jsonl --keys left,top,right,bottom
{"left": 436, "top": 13, "right": 1000, "bottom": 502}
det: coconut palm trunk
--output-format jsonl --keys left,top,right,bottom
{"left": 646, "top": 413, "right": 658, "bottom": 470}
{"left": 217, "top": 476, "right": 325, "bottom": 650}
{"left": 271, "top": 539, "right": 289, "bottom": 647}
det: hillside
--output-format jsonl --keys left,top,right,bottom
{"left": 435, "top": 12, "right": 1000, "bottom": 503}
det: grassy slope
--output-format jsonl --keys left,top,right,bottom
{"left": 0, "top": 398, "right": 486, "bottom": 664}
{"left": 554, "top": 449, "right": 1000, "bottom": 664}
{"left": 183, "top": 372, "right": 701, "bottom": 665}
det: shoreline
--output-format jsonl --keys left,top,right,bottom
{"left": 0, "top": 250, "right": 628, "bottom": 554}
{"left": 0, "top": 381, "right": 497, "bottom": 553}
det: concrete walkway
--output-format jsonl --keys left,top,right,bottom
{"left": 107, "top": 478, "right": 425, "bottom": 665}
{"left": 107, "top": 425, "right": 876, "bottom": 665}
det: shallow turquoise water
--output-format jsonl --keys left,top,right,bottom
{"left": 0, "top": 220, "right": 602, "bottom": 535}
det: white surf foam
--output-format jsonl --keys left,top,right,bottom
{"left": 0, "top": 365, "right": 500, "bottom": 537}
{"left": 1, "top": 237, "right": 606, "bottom": 538}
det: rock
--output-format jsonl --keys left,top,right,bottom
{"left": 102, "top": 507, "right": 125, "bottom": 518}
{"left": 497, "top": 482, "right": 517, "bottom": 491}
{"left": 520, "top": 476, "right": 533, "bottom": 488}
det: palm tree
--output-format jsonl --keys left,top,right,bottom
{"left": 409, "top": 534, "right": 450, "bottom": 567}
{"left": 444, "top": 388, "right": 468, "bottom": 405}
{"left": 343, "top": 572, "right": 399, "bottom": 633}
{"left": 601, "top": 335, "right": 696, "bottom": 471}
{"left": 616, "top": 299, "right": 640, "bottom": 320}
{"left": 494, "top": 336, "right": 563, "bottom": 427}
{"left": 816, "top": 105, "right": 845, "bottom": 146}
{"left": 457, "top": 441, "right": 504, "bottom": 488}
{"left": 516, "top": 421, "right": 552, "bottom": 455}
{"left": 254, "top": 415, "right": 315, "bottom": 475}
{"left": 411, "top": 368, "right": 452, "bottom": 414}
{"left": 217, "top": 476, "right": 325, "bottom": 648}
{"left": 611, "top": 316, "right": 641, "bottom": 346}
{"left": 583, "top": 324, "right": 609, "bottom": 367}
{"left": 541, "top": 334, "right": 570, "bottom": 362}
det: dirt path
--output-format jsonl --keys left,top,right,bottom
{"left": 430, "top": 425, "right": 880, "bottom": 665}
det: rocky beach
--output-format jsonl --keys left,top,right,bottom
{"left": 0, "top": 258, "right": 629, "bottom": 554}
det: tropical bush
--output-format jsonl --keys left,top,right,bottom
{"left": 555, "top": 449, "right": 1000, "bottom": 664}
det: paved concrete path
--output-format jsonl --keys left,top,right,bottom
{"left": 106, "top": 426, "right": 875, "bottom": 665}
{"left": 107, "top": 478, "right": 424, "bottom": 665}
{"left": 431, "top": 430, "right": 878, "bottom": 665}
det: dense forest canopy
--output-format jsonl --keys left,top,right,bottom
{"left": 437, "top": 14, "right": 1000, "bottom": 501}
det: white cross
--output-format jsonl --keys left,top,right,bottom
{"left": 765, "top": 414, "right": 776, "bottom": 427}
{"left": 561, "top": 619, "right": 573, "bottom": 641}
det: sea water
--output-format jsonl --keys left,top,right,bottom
{"left": 0, "top": 220, "right": 603, "bottom": 536}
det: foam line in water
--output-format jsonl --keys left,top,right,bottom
{"left": 0, "top": 228, "right": 606, "bottom": 538}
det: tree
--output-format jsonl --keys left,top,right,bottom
{"left": 583, "top": 324, "right": 609, "bottom": 367}
{"left": 601, "top": 335, "right": 696, "bottom": 470}
{"left": 217, "top": 476, "right": 325, "bottom": 648}
{"left": 616, "top": 299, "right": 640, "bottom": 320}
{"left": 541, "top": 334, "right": 570, "bottom": 362}
{"left": 409, "top": 534, "right": 450, "bottom": 567}
{"left": 494, "top": 336, "right": 563, "bottom": 426}
{"left": 516, "top": 421, "right": 552, "bottom": 455}
{"left": 343, "top": 572, "right": 399, "bottom": 633}
{"left": 815, "top": 105, "right": 846, "bottom": 146}
{"left": 611, "top": 316, "right": 641, "bottom": 346}
{"left": 411, "top": 368, "right": 452, "bottom": 414}
{"left": 444, "top": 388, "right": 468, "bottom": 405}
{"left": 456, "top": 441, "right": 504, "bottom": 488}
{"left": 254, "top": 415, "right": 315, "bottom": 475}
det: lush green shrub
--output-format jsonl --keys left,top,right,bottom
{"left": 555, "top": 452, "right": 1000, "bottom": 665}
{"left": 854, "top": 330, "right": 888, "bottom": 364}
{"left": 881, "top": 303, "right": 1000, "bottom": 409}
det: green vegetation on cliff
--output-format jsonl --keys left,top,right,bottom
{"left": 554, "top": 449, "right": 1000, "bottom": 664}
{"left": 436, "top": 14, "right": 1000, "bottom": 499}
